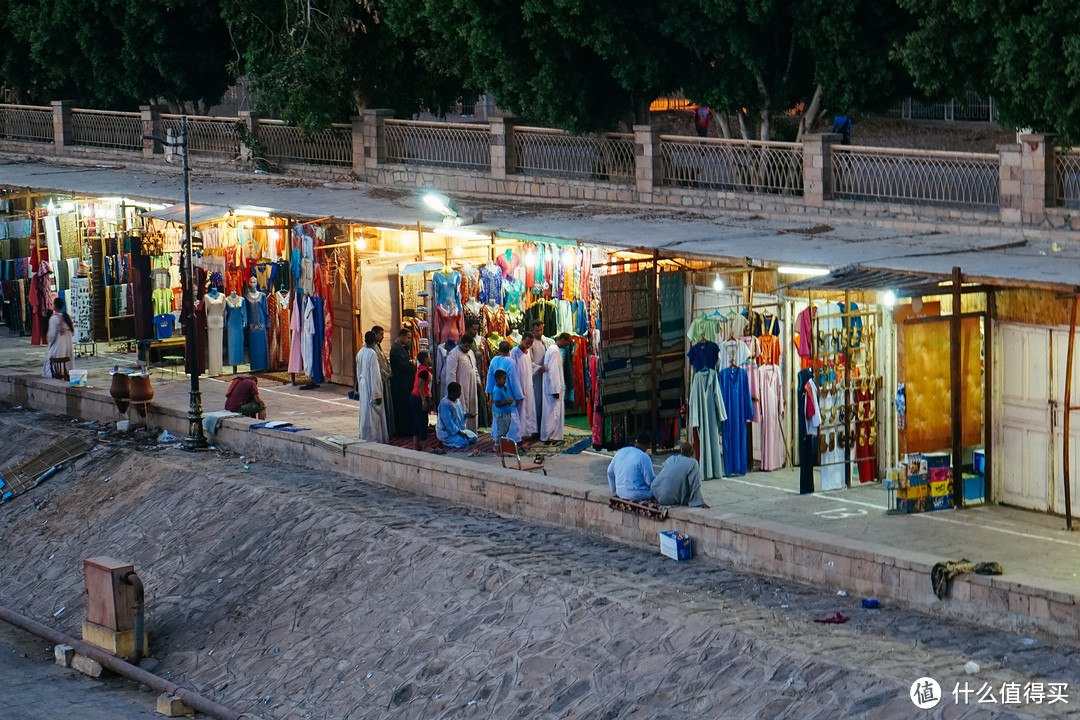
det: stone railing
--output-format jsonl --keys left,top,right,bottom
{"left": 0, "top": 102, "right": 1075, "bottom": 234}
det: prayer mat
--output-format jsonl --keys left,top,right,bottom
{"left": 387, "top": 434, "right": 497, "bottom": 455}
{"left": 252, "top": 370, "right": 309, "bottom": 385}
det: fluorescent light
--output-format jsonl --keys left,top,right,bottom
{"left": 777, "top": 265, "right": 829, "bottom": 276}
{"left": 234, "top": 206, "right": 271, "bottom": 218}
{"left": 439, "top": 227, "right": 487, "bottom": 241}
{"left": 712, "top": 273, "right": 724, "bottom": 292}
{"left": 423, "top": 192, "right": 457, "bottom": 218}
{"left": 523, "top": 250, "right": 537, "bottom": 269}
{"left": 882, "top": 290, "right": 897, "bottom": 308}
{"left": 561, "top": 248, "right": 576, "bottom": 267}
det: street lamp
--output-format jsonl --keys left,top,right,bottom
{"left": 143, "top": 117, "right": 208, "bottom": 450}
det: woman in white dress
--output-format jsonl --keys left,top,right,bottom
{"left": 43, "top": 298, "right": 74, "bottom": 378}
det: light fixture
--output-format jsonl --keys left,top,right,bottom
{"left": 234, "top": 206, "right": 271, "bottom": 218}
{"left": 882, "top": 290, "right": 897, "bottom": 308}
{"left": 439, "top": 227, "right": 488, "bottom": 241}
{"left": 354, "top": 238, "right": 367, "bottom": 251}
{"left": 423, "top": 192, "right": 457, "bottom": 219}
{"left": 523, "top": 250, "right": 537, "bottom": 269}
{"left": 712, "top": 273, "right": 724, "bottom": 292}
{"left": 562, "top": 248, "right": 576, "bottom": 268}
{"left": 777, "top": 265, "right": 830, "bottom": 276}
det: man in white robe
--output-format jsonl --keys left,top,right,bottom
{"left": 444, "top": 334, "right": 479, "bottom": 432}
{"left": 509, "top": 332, "right": 538, "bottom": 438}
{"left": 528, "top": 321, "right": 553, "bottom": 437}
{"left": 541, "top": 333, "right": 572, "bottom": 442}
{"left": 356, "top": 331, "right": 388, "bottom": 443}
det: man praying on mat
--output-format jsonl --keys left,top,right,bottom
{"left": 540, "top": 333, "right": 573, "bottom": 443}
{"left": 437, "top": 381, "right": 478, "bottom": 449}
{"left": 651, "top": 442, "right": 708, "bottom": 508}
{"left": 356, "top": 330, "right": 388, "bottom": 443}
{"left": 444, "top": 334, "right": 479, "bottom": 432}
{"left": 224, "top": 374, "right": 267, "bottom": 419}
{"left": 491, "top": 369, "right": 520, "bottom": 448}
{"left": 509, "top": 332, "right": 538, "bottom": 440}
{"left": 606, "top": 432, "right": 655, "bottom": 501}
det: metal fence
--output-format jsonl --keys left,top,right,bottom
{"left": 888, "top": 94, "right": 994, "bottom": 123}
{"left": 514, "top": 128, "right": 635, "bottom": 183}
{"left": 71, "top": 109, "right": 141, "bottom": 150}
{"left": 658, "top": 137, "right": 804, "bottom": 195}
{"left": 832, "top": 146, "right": 999, "bottom": 207}
{"left": 259, "top": 120, "right": 352, "bottom": 166}
{"left": 1056, "top": 152, "right": 1080, "bottom": 209}
{"left": 384, "top": 120, "right": 490, "bottom": 170}
{"left": 161, "top": 115, "right": 241, "bottom": 158}
{"left": 0, "top": 104, "right": 53, "bottom": 143}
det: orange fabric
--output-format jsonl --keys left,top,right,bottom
{"left": 758, "top": 334, "right": 781, "bottom": 365}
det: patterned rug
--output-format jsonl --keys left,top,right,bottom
{"left": 386, "top": 432, "right": 589, "bottom": 456}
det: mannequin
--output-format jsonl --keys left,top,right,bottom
{"left": 244, "top": 275, "right": 270, "bottom": 371}
{"left": 203, "top": 285, "right": 226, "bottom": 375}
{"left": 269, "top": 288, "right": 291, "bottom": 368}
{"left": 436, "top": 301, "right": 465, "bottom": 344}
{"left": 463, "top": 295, "right": 483, "bottom": 336}
{"left": 482, "top": 296, "right": 508, "bottom": 337}
{"left": 503, "top": 275, "right": 524, "bottom": 326}
{"left": 460, "top": 262, "right": 480, "bottom": 304}
{"left": 224, "top": 290, "right": 246, "bottom": 368}
{"left": 479, "top": 260, "right": 502, "bottom": 306}
{"left": 433, "top": 265, "right": 462, "bottom": 312}
{"left": 288, "top": 289, "right": 305, "bottom": 374}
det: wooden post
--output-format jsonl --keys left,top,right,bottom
{"left": 984, "top": 290, "right": 995, "bottom": 504}
{"left": 746, "top": 269, "right": 755, "bottom": 469}
{"left": 1063, "top": 294, "right": 1077, "bottom": 531}
{"left": 844, "top": 290, "right": 853, "bottom": 487}
{"left": 950, "top": 267, "right": 963, "bottom": 509}
{"left": 649, "top": 249, "right": 660, "bottom": 452}
{"left": 349, "top": 230, "right": 359, "bottom": 364}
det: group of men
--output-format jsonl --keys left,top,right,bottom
{"left": 606, "top": 434, "right": 709, "bottom": 508}
{"left": 356, "top": 320, "right": 574, "bottom": 453}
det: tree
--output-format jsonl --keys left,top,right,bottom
{"left": 223, "top": 0, "right": 461, "bottom": 132}
{"left": 896, "top": 0, "right": 1080, "bottom": 143}
{"left": 4, "top": 0, "right": 233, "bottom": 110}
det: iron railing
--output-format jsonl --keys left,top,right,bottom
{"left": 658, "top": 136, "right": 804, "bottom": 195}
{"left": 832, "top": 146, "right": 999, "bottom": 207}
{"left": 161, "top": 115, "right": 241, "bottom": 158}
{"left": 0, "top": 104, "right": 53, "bottom": 143}
{"left": 259, "top": 120, "right": 352, "bottom": 166}
{"left": 71, "top": 109, "right": 141, "bottom": 150}
{"left": 514, "top": 128, "right": 635, "bottom": 183}
{"left": 384, "top": 119, "right": 490, "bottom": 170}
{"left": 1056, "top": 151, "right": 1080, "bottom": 209}
{"left": 888, "top": 94, "right": 994, "bottom": 123}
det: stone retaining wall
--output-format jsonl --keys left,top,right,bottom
{"left": 3, "top": 371, "right": 1076, "bottom": 644}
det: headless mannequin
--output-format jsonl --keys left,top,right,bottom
{"left": 204, "top": 286, "right": 225, "bottom": 376}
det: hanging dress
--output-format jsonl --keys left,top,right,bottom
{"left": 203, "top": 292, "right": 225, "bottom": 376}
{"left": 244, "top": 290, "right": 270, "bottom": 371}
{"left": 224, "top": 294, "right": 246, "bottom": 366}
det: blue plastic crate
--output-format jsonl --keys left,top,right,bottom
{"left": 963, "top": 473, "right": 985, "bottom": 501}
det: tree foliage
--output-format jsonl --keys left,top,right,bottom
{"left": 897, "top": 0, "right": 1080, "bottom": 142}
{"left": 3, "top": 0, "right": 232, "bottom": 110}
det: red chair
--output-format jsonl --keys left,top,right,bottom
{"left": 499, "top": 438, "right": 546, "bottom": 475}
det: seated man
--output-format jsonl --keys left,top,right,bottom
{"left": 436, "top": 381, "right": 478, "bottom": 448}
{"left": 606, "top": 431, "right": 655, "bottom": 501}
{"left": 224, "top": 374, "right": 266, "bottom": 419}
{"left": 651, "top": 442, "right": 708, "bottom": 507}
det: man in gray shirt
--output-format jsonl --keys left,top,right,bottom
{"left": 651, "top": 442, "right": 708, "bottom": 507}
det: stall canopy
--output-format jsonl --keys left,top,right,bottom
{"left": 143, "top": 203, "right": 232, "bottom": 226}
{"left": 787, "top": 265, "right": 966, "bottom": 297}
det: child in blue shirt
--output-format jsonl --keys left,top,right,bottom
{"left": 491, "top": 368, "right": 521, "bottom": 447}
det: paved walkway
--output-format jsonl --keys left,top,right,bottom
{"left": 0, "top": 624, "right": 159, "bottom": 719}
{"left": 4, "top": 333, "right": 1080, "bottom": 600}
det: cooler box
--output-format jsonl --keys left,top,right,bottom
{"left": 924, "top": 452, "right": 951, "bottom": 469}
{"left": 963, "top": 473, "right": 985, "bottom": 501}
{"left": 659, "top": 531, "right": 692, "bottom": 561}
{"left": 973, "top": 449, "right": 985, "bottom": 475}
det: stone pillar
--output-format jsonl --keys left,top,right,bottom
{"left": 237, "top": 110, "right": 260, "bottom": 165}
{"left": 1019, "top": 133, "right": 1057, "bottom": 224}
{"left": 362, "top": 109, "right": 394, "bottom": 179}
{"left": 350, "top": 115, "right": 364, "bottom": 176}
{"left": 633, "top": 124, "right": 661, "bottom": 198}
{"left": 490, "top": 116, "right": 520, "bottom": 180}
{"left": 803, "top": 133, "right": 842, "bottom": 208}
{"left": 140, "top": 105, "right": 163, "bottom": 158}
{"left": 51, "top": 100, "right": 73, "bottom": 152}
{"left": 997, "top": 143, "right": 1022, "bottom": 225}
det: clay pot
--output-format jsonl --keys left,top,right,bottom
{"left": 128, "top": 372, "right": 154, "bottom": 417}
{"left": 109, "top": 370, "right": 130, "bottom": 414}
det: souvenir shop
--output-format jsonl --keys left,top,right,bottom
{"left": 0, "top": 189, "right": 163, "bottom": 352}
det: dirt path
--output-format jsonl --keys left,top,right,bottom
{"left": 1, "top": 407, "right": 1075, "bottom": 719}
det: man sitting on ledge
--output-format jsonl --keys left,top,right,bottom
{"left": 606, "top": 432, "right": 655, "bottom": 501}
{"left": 651, "top": 442, "right": 708, "bottom": 508}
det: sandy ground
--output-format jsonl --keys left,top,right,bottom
{"left": 2, "top": 406, "right": 1078, "bottom": 719}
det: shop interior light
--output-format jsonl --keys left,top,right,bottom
{"left": 354, "top": 238, "right": 367, "bottom": 251}
{"left": 777, "top": 265, "right": 829, "bottom": 276}
{"left": 561, "top": 247, "right": 576, "bottom": 267}
{"left": 882, "top": 290, "right": 897, "bottom": 308}
{"left": 712, "top": 273, "right": 724, "bottom": 292}
{"left": 234, "top": 206, "right": 271, "bottom": 218}
{"left": 523, "top": 250, "right": 537, "bottom": 268}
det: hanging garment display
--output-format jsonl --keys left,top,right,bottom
{"left": 244, "top": 289, "right": 270, "bottom": 372}
{"left": 718, "top": 366, "right": 753, "bottom": 476}
{"left": 204, "top": 292, "right": 225, "bottom": 375}
{"left": 757, "top": 364, "right": 786, "bottom": 471}
{"left": 224, "top": 294, "right": 246, "bottom": 366}
{"left": 797, "top": 368, "right": 820, "bottom": 494}
{"left": 688, "top": 368, "right": 727, "bottom": 481}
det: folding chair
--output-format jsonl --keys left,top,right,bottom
{"left": 49, "top": 356, "right": 70, "bottom": 381}
{"left": 499, "top": 438, "right": 546, "bottom": 475}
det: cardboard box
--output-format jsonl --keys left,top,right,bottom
{"left": 930, "top": 480, "right": 953, "bottom": 498}
{"left": 929, "top": 467, "right": 952, "bottom": 484}
{"left": 930, "top": 495, "right": 953, "bottom": 511}
{"left": 907, "top": 472, "right": 928, "bottom": 487}
{"left": 924, "top": 451, "right": 951, "bottom": 469}
{"left": 897, "top": 497, "right": 927, "bottom": 513}
{"left": 659, "top": 531, "right": 692, "bottom": 561}
{"left": 900, "top": 483, "right": 929, "bottom": 500}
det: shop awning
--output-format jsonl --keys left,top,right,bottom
{"left": 786, "top": 265, "right": 952, "bottom": 296}
{"left": 142, "top": 203, "right": 232, "bottom": 226}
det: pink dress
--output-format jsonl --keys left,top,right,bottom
{"left": 288, "top": 293, "right": 304, "bottom": 373}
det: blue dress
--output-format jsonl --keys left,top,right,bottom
{"left": 311, "top": 296, "right": 325, "bottom": 384}
{"left": 687, "top": 340, "right": 720, "bottom": 372}
{"left": 433, "top": 270, "right": 462, "bottom": 311}
{"left": 718, "top": 366, "right": 754, "bottom": 475}
{"left": 245, "top": 292, "right": 270, "bottom": 371}
{"left": 224, "top": 296, "right": 246, "bottom": 366}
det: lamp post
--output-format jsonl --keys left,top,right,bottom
{"left": 144, "top": 116, "right": 208, "bottom": 450}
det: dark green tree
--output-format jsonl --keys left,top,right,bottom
{"left": 4, "top": 0, "right": 232, "bottom": 110}
{"left": 896, "top": 0, "right": 1080, "bottom": 142}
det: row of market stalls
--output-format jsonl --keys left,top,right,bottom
{"left": 1, "top": 183, "right": 1077, "bottom": 524}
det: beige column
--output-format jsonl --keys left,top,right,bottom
{"left": 633, "top": 124, "right": 661, "bottom": 198}
{"left": 51, "top": 100, "right": 74, "bottom": 153}
{"left": 802, "top": 132, "right": 842, "bottom": 208}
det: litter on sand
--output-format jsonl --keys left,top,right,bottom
{"left": 813, "top": 612, "right": 850, "bottom": 624}
{"left": 861, "top": 598, "right": 880, "bottom": 609}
